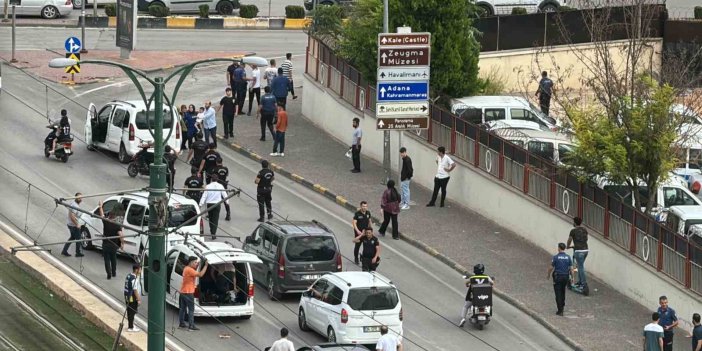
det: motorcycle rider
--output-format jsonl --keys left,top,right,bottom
{"left": 459, "top": 263, "right": 495, "bottom": 328}
{"left": 213, "top": 157, "right": 231, "bottom": 221}
{"left": 50, "top": 109, "right": 71, "bottom": 154}
{"left": 134, "top": 141, "right": 154, "bottom": 170}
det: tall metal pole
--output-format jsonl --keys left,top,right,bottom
{"left": 147, "top": 76, "right": 167, "bottom": 351}
{"left": 3, "top": 0, "right": 8, "bottom": 22}
{"left": 10, "top": 5, "right": 16, "bottom": 63}
{"left": 382, "top": 0, "right": 390, "bottom": 183}
{"left": 80, "top": 0, "right": 87, "bottom": 53}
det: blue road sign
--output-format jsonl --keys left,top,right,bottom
{"left": 64, "top": 37, "right": 81, "bottom": 54}
{"left": 376, "top": 82, "right": 429, "bottom": 102}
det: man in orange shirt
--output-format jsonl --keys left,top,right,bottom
{"left": 270, "top": 103, "right": 288, "bottom": 157}
{"left": 179, "top": 256, "right": 208, "bottom": 331}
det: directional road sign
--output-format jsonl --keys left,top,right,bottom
{"left": 378, "top": 47, "right": 430, "bottom": 67}
{"left": 376, "top": 117, "right": 429, "bottom": 130}
{"left": 377, "top": 67, "right": 430, "bottom": 82}
{"left": 377, "top": 82, "right": 429, "bottom": 102}
{"left": 378, "top": 33, "right": 431, "bottom": 47}
{"left": 64, "top": 37, "right": 81, "bottom": 54}
{"left": 376, "top": 102, "right": 429, "bottom": 117}
{"left": 64, "top": 53, "right": 80, "bottom": 74}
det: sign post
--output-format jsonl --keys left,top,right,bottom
{"left": 64, "top": 37, "right": 82, "bottom": 83}
{"left": 116, "top": 0, "right": 137, "bottom": 59}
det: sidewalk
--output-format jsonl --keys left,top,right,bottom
{"left": 219, "top": 88, "right": 660, "bottom": 351}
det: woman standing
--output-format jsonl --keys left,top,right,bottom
{"left": 180, "top": 104, "right": 197, "bottom": 151}
{"left": 379, "top": 179, "right": 401, "bottom": 240}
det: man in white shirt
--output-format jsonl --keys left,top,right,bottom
{"left": 427, "top": 146, "right": 456, "bottom": 208}
{"left": 247, "top": 64, "right": 262, "bottom": 116}
{"left": 269, "top": 328, "right": 295, "bottom": 351}
{"left": 376, "top": 325, "right": 402, "bottom": 351}
{"left": 264, "top": 59, "right": 278, "bottom": 87}
{"left": 200, "top": 173, "right": 228, "bottom": 240}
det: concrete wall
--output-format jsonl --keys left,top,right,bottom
{"left": 302, "top": 64, "right": 701, "bottom": 330}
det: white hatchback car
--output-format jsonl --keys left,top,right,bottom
{"left": 6, "top": 0, "right": 73, "bottom": 18}
{"left": 476, "top": 0, "right": 566, "bottom": 16}
{"left": 298, "top": 272, "right": 403, "bottom": 344}
{"left": 86, "top": 100, "right": 182, "bottom": 163}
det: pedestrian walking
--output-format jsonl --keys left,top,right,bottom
{"left": 535, "top": 71, "right": 554, "bottom": 116}
{"left": 264, "top": 59, "right": 278, "bottom": 87}
{"left": 426, "top": 146, "right": 455, "bottom": 207}
{"left": 200, "top": 174, "right": 227, "bottom": 240}
{"left": 271, "top": 67, "right": 290, "bottom": 109}
{"left": 124, "top": 263, "right": 142, "bottom": 333}
{"left": 375, "top": 325, "right": 402, "bottom": 351}
{"left": 352, "top": 201, "right": 372, "bottom": 265}
{"left": 546, "top": 242, "right": 573, "bottom": 316}
{"left": 258, "top": 86, "right": 277, "bottom": 142}
{"left": 214, "top": 157, "right": 231, "bottom": 221}
{"left": 98, "top": 201, "right": 124, "bottom": 279}
{"left": 183, "top": 168, "right": 204, "bottom": 204}
{"left": 658, "top": 295, "right": 679, "bottom": 351}
{"left": 269, "top": 327, "right": 295, "bottom": 351}
{"left": 61, "top": 193, "right": 85, "bottom": 257}
{"left": 187, "top": 132, "right": 208, "bottom": 173}
{"left": 255, "top": 159, "right": 275, "bottom": 222}
{"left": 379, "top": 180, "right": 400, "bottom": 240}
{"left": 353, "top": 228, "right": 381, "bottom": 272}
{"left": 198, "top": 143, "right": 221, "bottom": 184}
{"left": 567, "top": 216, "right": 588, "bottom": 287}
{"left": 179, "top": 256, "right": 208, "bottom": 331}
{"left": 164, "top": 145, "right": 177, "bottom": 192}
{"left": 280, "top": 53, "right": 298, "bottom": 100}
{"left": 217, "top": 88, "right": 237, "bottom": 139}
{"left": 271, "top": 103, "right": 288, "bottom": 157}
{"left": 350, "top": 117, "right": 362, "bottom": 173}
{"left": 644, "top": 312, "right": 665, "bottom": 351}
{"left": 689, "top": 313, "right": 702, "bottom": 351}
{"left": 399, "top": 147, "right": 413, "bottom": 210}
{"left": 247, "top": 64, "right": 262, "bottom": 116}
{"left": 202, "top": 101, "right": 217, "bottom": 146}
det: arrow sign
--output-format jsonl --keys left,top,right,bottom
{"left": 378, "top": 33, "right": 431, "bottom": 47}
{"left": 377, "top": 67, "right": 430, "bottom": 82}
{"left": 376, "top": 82, "right": 429, "bottom": 102}
{"left": 378, "top": 120, "right": 385, "bottom": 128}
{"left": 376, "top": 102, "right": 429, "bottom": 117}
{"left": 378, "top": 47, "right": 430, "bottom": 67}
{"left": 64, "top": 37, "right": 82, "bottom": 54}
{"left": 375, "top": 117, "right": 429, "bottom": 130}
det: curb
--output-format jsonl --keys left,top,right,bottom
{"left": 75, "top": 15, "right": 309, "bottom": 30}
{"left": 219, "top": 136, "right": 585, "bottom": 351}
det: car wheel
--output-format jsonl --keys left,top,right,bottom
{"left": 216, "top": 0, "right": 234, "bottom": 15}
{"left": 298, "top": 308, "right": 310, "bottom": 331}
{"left": 118, "top": 143, "right": 130, "bottom": 164}
{"left": 267, "top": 275, "right": 281, "bottom": 300}
{"left": 81, "top": 227, "right": 94, "bottom": 250}
{"left": 41, "top": 5, "right": 59, "bottom": 19}
{"left": 477, "top": 4, "right": 492, "bottom": 17}
{"left": 539, "top": 3, "right": 558, "bottom": 12}
{"left": 73, "top": 0, "right": 82, "bottom": 9}
{"left": 127, "top": 162, "right": 139, "bottom": 177}
{"left": 327, "top": 326, "right": 336, "bottom": 343}
{"left": 320, "top": 0, "right": 334, "bottom": 5}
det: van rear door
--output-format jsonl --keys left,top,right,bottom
{"left": 345, "top": 286, "right": 402, "bottom": 337}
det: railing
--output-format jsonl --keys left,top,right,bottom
{"left": 305, "top": 35, "right": 702, "bottom": 297}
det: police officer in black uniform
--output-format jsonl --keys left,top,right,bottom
{"left": 255, "top": 159, "right": 274, "bottom": 222}
{"left": 187, "top": 132, "right": 207, "bottom": 172}
{"left": 547, "top": 242, "right": 574, "bottom": 316}
{"left": 183, "top": 169, "right": 204, "bottom": 204}
{"left": 458, "top": 263, "right": 495, "bottom": 327}
{"left": 214, "top": 157, "right": 231, "bottom": 221}
{"left": 352, "top": 201, "right": 371, "bottom": 265}
{"left": 164, "top": 145, "right": 177, "bottom": 191}
{"left": 352, "top": 227, "right": 381, "bottom": 272}
{"left": 199, "top": 143, "right": 221, "bottom": 184}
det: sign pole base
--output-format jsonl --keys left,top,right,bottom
{"left": 120, "top": 47, "right": 131, "bottom": 60}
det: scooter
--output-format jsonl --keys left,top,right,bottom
{"left": 127, "top": 142, "right": 153, "bottom": 177}
{"left": 468, "top": 282, "right": 493, "bottom": 330}
{"left": 44, "top": 125, "right": 73, "bottom": 163}
{"left": 567, "top": 248, "right": 589, "bottom": 296}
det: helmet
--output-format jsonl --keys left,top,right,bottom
{"left": 473, "top": 264, "right": 485, "bottom": 275}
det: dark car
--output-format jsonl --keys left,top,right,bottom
{"left": 303, "top": 0, "right": 354, "bottom": 11}
{"left": 244, "top": 220, "right": 342, "bottom": 300}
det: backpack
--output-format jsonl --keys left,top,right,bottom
{"left": 124, "top": 273, "right": 136, "bottom": 300}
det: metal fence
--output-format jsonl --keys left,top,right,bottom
{"left": 305, "top": 35, "right": 702, "bottom": 296}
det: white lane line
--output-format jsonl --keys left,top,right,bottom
{"left": 218, "top": 150, "right": 550, "bottom": 351}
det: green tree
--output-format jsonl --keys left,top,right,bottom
{"left": 307, "top": 5, "right": 345, "bottom": 50}
{"left": 339, "top": 0, "right": 483, "bottom": 103}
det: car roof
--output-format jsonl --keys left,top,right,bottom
{"left": 493, "top": 128, "right": 575, "bottom": 143}
{"left": 111, "top": 192, "right": 198, "bottom": 207}
{"left": 111, "top": 100, "right": 173, "bottom": 111}
{"left": 324, "top": 271, "right": 395, "bottom": 289}
{"left": 670, "top": 205, "right": 702, "bottom": 218}
{"left": 265, "top": 220, "right": 333, "bottom": 236}
{"left": 452, "top": 95, "right": 531, "bottom": 109}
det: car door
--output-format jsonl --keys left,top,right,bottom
{"left": 122, "top": 202, "right": 147, "bottom": 256}
{"left": 94, "top": 105, "right": 113, "bottom": 146}
{"left": 307, "top": 279, "right": 328, "bottom": 331}
{"left": 169, "top": 250, "right": 191, "bottom": 303}
{"left": 107, "top": 107, "right": 128, "bottom": 151}
{"left": 165, "top": 249, "right": 180, "bottom": 298}
{"left": 88, "top": 199, "right": 119, "bottom": 247}
{"left": 85, "top": 103, "right": 95, "bottom": 146}
{"left": 244, "top": 227, "right": 266, "bottom": 282}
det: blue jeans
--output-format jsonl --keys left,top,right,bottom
{"left": 273, "top": 131, "right": 285, "bottom": 153}
{"left": 574, "top": 251, "right": 588, "bottom": 285}
{"left": 204, "top": 127, "right": 217, "bottom": 146}
{"left": 178, "top": 293, "right": 195, "bottom": 328}
{"left": 61, "top": 225, "right": 82, "bottom": 255}
{"left": 400, "top": 180, "right": 411, "bottom": 206}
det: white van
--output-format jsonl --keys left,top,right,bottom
{"left": 78, "top": 192, "right": 203, "bottom": 258}
{"left": 86, "top": 100, "right": 182, "bottom": 163}
{"left": 161, "top": 240, "right": 262, "bottom": 318}
{"left": 450, "top": 95, "right": 558, "bottom": 131}
{"left": 493, "top": 128, "right": 576, "bottom": 164}
{"left": 298, "top": 271, "right": 403, "bottom": 344}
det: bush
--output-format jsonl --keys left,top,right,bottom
{"left": 285, "top": 5, "right": 305, "bottom": 18}
{"left": 148, "top": 3, "right": 170, "bottom": 17}
{"left": 104, "top": 3, "right": 116, "bottom": 16}
{"left": 695, "top": 6, "right": 702, "bottom": 19}
{"left": 511, "top": 7, "right": 527, "bottom": 15}
{"left": 239, "top": 4, "right": 259, "bottom": 18}
{"left": 198, "top": 4, "right": 209, "bottom": 17}
{"left": 558, "top": 5, "right": 576, "bottom": 12}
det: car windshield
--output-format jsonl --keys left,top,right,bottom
{"left": 135, "top": 110, "right": 174, "bottom": 130}
{"left": 347, "top": 287, "right": 399, "bottom": 311}
{"left": 285, "top": 236, "right": 337, "bottom": 262}
{"left": 167, "top": 204, "right": 198, "bottom": 228}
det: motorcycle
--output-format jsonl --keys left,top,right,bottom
{"left": 44, "top": 124, "right": 73, "bottom": 163}
{"left": 127, "top": 142, "right": 154, "bottom": 177}
{"left": 465, "top": 277, "right": 493, "bottom": 330}
{"left": 567, "top": 248, "right": 589, "bottom": 296}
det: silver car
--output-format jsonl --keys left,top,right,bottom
{"left": 6, "top": 0, "right": 73, "bottom": 18}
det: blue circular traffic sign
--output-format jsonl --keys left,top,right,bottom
{"left": 65, "top": 37, "right": 82, "bottom": 54}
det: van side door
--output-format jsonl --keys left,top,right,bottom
{"left": 122, "top": 202, "right": 147, "bottom": 257}
{"left": 108, "top": 107, "right": 128, "bottom": 151}
{"left": 170, "top": 250, "right": 191, "bottom": 302}
{"left": 245, "top": 228, "right": 265, "bottom": 282}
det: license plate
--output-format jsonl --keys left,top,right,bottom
{"left": 302, "top": 274, "right": 320, "bottom": 280}
{"left": 363, "top": 326, "right": 380, "bottom": 333}
{"left": 478, "top": 315, "right": 486, "bottom": 321}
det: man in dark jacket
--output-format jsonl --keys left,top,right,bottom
{"left": 257, "top": 86, "right": 277, "bottom": 141}
{"left": 271, "top": 67, "right": 290, "bottom": 109}
{"left": 400, "top": 147, "right": 413, "bottom": 210}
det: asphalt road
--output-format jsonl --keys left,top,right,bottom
{"left": 0, "top": 54, "right": 572, "bottom": 351}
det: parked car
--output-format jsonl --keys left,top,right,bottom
{"left": 303, "top": 0, "right": 354, "bottom": 11}
{"left": 298, "top": 271, "right": 403, "bottom": 344}
{"left": 78, "top": 192, "right": 203, "bottom": 258}
{"left": 492, "top": 128, "right": 576, "bottom": 164}
{"left": 5, "top": 0, "right": 73, "bottom": 18}
{"left": 450, "top": 95, "right": 558, "bottom": 131}
{"left": 296, "top": 344, "right": 370, "bottom": 351}
{"left": 665, "top": 205, "right": 702, "bottom": 242}
{"left": 475, "top": 0, "right": 565, "bottom": 16}
{"left": 243, "top": 220, "right": 342, "bottom": 300}
{"left": 137, "top": 0, "right": 239, "bottom": 14}
{"left": 85, "top": 100, "right": 182, "bottom": 163}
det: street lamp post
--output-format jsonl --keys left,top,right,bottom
{"left": 49, "top": 55, "right": 267, "bottom": 351}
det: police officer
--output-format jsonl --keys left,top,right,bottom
{"left": 458, "top": 263, "right": 495, "bottom": 327}
{"left": 164, "top": 145, "right": 177, "bottom": 191}
{"left": 352, "top": 201, "right": 371, "bottom": 265}
{"left": 352, "top": 227, "right": 381, "bottom": 272}
{"left": 547, "top": 242, "right": 574, "bottom": 316}
{"left": 198, "top": 143, "right": 221, "bottom": 184}
{"left": 183, "top": 168, "right": 204, "bottom": 204}
{"left": 214, "top": 157, "right": 231, "bottom": 221}
{"left": 255, "top": 159, "right": 274, "bottom": 222}
{"left": 657, "top": 295, "right": 679, "bottom": 351}
{"left": 187, "top": 132, "right": 207, "bottom": 173}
